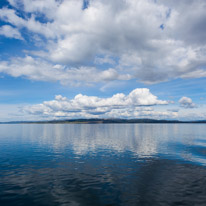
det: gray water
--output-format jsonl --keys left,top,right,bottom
{"left": 0, "top": 124, "right": 206, "bottom": 205}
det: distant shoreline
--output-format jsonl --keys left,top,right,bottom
{"left": 1, "top": 118, "right": 206, "bottom": 124}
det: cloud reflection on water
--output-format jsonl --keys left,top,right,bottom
{"left": 1, "top": 124, "right": 206, "bottom": 205}
{"left": 1, "top": 123, "right": 206, "bottom": 161}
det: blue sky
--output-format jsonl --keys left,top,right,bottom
{"left": 0, "top": 0, "right": 206, "bottom": 121}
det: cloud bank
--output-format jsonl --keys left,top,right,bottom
{"left": 0, "top": 0, "right": 206, "bottom": 85}
{"left": 24, "top": 88, "right": 172, "bottom": 119}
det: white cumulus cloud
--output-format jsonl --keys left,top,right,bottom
{"left": 179, "top": 97, "right": 196, "bottom": 108}
{"left": 24, "top": 88, "right": 169, "bottom": 119}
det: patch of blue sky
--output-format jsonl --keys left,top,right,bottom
{"left": 0, "top": 74, "right": 108, "bottom": 104}
{"left": 82, "top": 0, "right": 90, "bottom": 10}
{"left": 148, "top": 77, "right": 206, "bottom": 104}
{"left": 0, "top": 76, "right": 60, "bottom": 104}
{"left": 99, "top": 79, "right": 146, "bottom": 97}
{"left": 0, "top": 19, "right": 12, "bottom": 27}
{"left": 0, "top": 76, "right": 56, "bottom": 104}
{"left": 0, "top": 0, "right": 10, "bottom": 8}
{"left": 0, "top": 29, "right": 47, "bottom": 61}
{"left": 0, "top": 37, "right": 26, "bottom": 60}
{"left": 160, "top": 24, "right": 165, "bottom": 30}
{"left": 34, "top": 13, "right": 54, "bottom": 24}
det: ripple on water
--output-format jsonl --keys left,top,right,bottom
{"left": 0, "top": 124, "right": 206, "bottom": 206}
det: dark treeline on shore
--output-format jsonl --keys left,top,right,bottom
{"left": 1, "top": 118, "right": 206, "bottom": 124}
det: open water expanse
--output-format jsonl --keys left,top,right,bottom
{"left": 1, "top": 124, "right": 206, "bottom": 206}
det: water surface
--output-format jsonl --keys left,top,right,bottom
{"left": 0, "top": 124, "right": 206, "bottom": 205}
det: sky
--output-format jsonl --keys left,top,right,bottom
{"left": 0, "top": 0, "right": 206, "bottom": 121}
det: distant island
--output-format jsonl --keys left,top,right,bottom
{"left": 1, "top": 118, "right": 206, "bottom": 124}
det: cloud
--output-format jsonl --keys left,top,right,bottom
{"left": 0, "top": 7, "right": 56, "bottom": 38}
{"left": 0, "top": 56, "right": 131, "bottom": 86}
{"left": 179, "top": 97, "right": 196, "bottom": 108}
{"left": 94, "top": 56, "right": 116, "bottom": 65}
{"left": 0, "top": 25, "right": 23, "bottom": 40}
{"left": 8, "top": 0, "right": 59, "bottom": 17}
{"left": 0, "top": 0, "right": 206, "bottom": 84}
{"left": 167, "top": 109, "right": 179, "bottom": 112}
{"left": 24, "top": 88, "right": 169, "bottom": 119}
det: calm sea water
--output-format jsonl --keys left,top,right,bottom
{"left": 0, "top": 124, "right": 206, "bottom": 206}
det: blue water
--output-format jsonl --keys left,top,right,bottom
{"left": 0, "top": 124, "right": 206, "bottom": 205}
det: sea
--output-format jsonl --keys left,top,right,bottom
{"left": 0, "top": 123, "right": 206, "bottom": 206}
